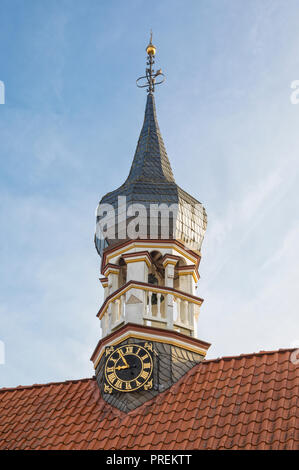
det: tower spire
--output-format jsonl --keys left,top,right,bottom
{"left": 136, "top": 33, "right": 165, "bottom": 94}
{"left": 96, "top": 36, "right": 207, "bottom": 259}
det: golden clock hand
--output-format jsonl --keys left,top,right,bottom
{"left": 118, "top": 350, "right": 129, "bottom": 368}
{"left": 115, "top": 364, "right": 130, "bottom": 370}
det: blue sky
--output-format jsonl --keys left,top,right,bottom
{"left": 1, "top": 0, "right": 299, "bottom": 387}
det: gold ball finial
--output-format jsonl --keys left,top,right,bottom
{"left": 146, "top": 43, "right": 156, "bottom": 56}
{"left": 136, "top": 30, "right": 165, "bottom": 93}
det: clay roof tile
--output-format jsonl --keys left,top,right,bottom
{"left": 0, "top": 349, "right": 298, "bottom": 450}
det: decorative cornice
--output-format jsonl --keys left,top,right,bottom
{"left": 122, "top": 251, "right": 152, "bottom": 268}
{"left": 161, "top": 254, "right": 181, "bottom": 268}
{"left": 90, "top": 322, "right": 211, "bottom": 368}
{"left": 101, "top": 239, "right": 201, "bottom": 275}
{"left": 102, "top": 263, "right": 121, "bottom": 277}
{"left": 99, "top": 277, "right": 108, "bottom": 287}
{"left": 177, "top": 265, "right": 200, "bottom": 283}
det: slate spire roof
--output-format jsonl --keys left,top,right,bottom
{"left": 99, "top": 91, "right": 179, "bottom": 208}
{"left": 95, "top": 91, "right": 208, "bottom": 257}
{"left": 125, "top": 92, "right": 175, "bottom": 184}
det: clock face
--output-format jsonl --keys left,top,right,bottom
{"left": 104, "top": 342, "right": 154, "bottom": 393}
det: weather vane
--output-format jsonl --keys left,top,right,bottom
{"left": 136, "top": 31, "right": 166, "bottom": 93}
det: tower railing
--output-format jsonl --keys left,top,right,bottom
{"left": 99, "top": 281, "right": 202, "bottom": 338}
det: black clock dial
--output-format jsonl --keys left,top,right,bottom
{"left": 104, "top": 342, "right": 154, "bottom": 393}
{"left": 116, "top": 353, "right": 142, "bottom": 381}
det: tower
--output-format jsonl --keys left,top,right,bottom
{"left": 91, "top": 36, "right": 210, "bottom": 412}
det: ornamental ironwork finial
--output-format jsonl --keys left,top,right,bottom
{"left": 136, "top": 32, "right": 165, "bottom": 93}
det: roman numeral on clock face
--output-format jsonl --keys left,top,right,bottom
{"left": 140, "top": 370, "right": 149, "bottom": 379}
{"left": 107, "top": 373, "right": 117, "bottom": 384}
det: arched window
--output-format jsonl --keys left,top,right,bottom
{"left": 118, "top": 257, "right": 127, "bottom": 288}
{"left": 147, "top": 273, "right": 164, "bottom": 306}
{"left": 149, "top": 251, "right": 164, "bottom": 286}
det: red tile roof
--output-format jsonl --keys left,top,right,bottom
{"left": 0, "top": 348, "right": 298, "bottom": 450}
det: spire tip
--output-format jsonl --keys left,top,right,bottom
{"left": 136, "top": 33, "right": 165, "bottom": 94}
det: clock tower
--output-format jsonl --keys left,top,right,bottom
{"left": 91, "top": 36, "right": 210, "bottom": 413}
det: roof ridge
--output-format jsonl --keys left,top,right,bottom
{"left": 0, "top": 376, "right": 95, "bottom": 394}
{"left": 203, "top": 348, "right": 296, "bottom": 364}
